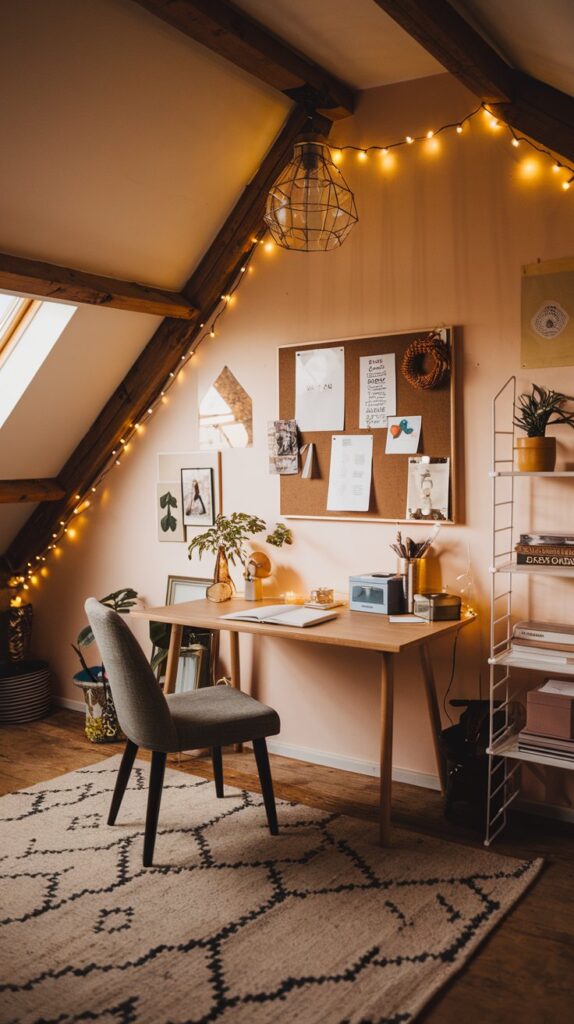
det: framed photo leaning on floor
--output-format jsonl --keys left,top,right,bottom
{"left": 149, "top": 575, "right": 214, "bottom": 691}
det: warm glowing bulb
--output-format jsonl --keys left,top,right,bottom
{"left": 240, "top": 265, "right": 246, "bottom": 272}
{"left": 490, "top": 117, "right": 498, "bottom": 128}
{"left": 116, "top": 458, "right": 121, "bottom": 465}
{"left": 358, "top": 150, "right": 367, "bottom": 161}
{"left": 511, "top": 138, "right": 520, "bottom": 147}
{"left": 75, "top": 494, "right": 81, "bottom": 501}
{"left": 456, "top": 124, "right": 463, "bottom": 134}
{"left": 331, "top": 149, "right": 342, "bottom": 164}
{"left": 91, "top": 486, "right": 97, "bottom": 493}
{"left": 23, "top": 583, "right": 29, "bottom": 590}
{"left": 553, "top": 163, "right": 561, "bottom": 173}
{"left": 264, "top": 241, "right": 274, "bottom": 252}
{"left": 210, "top": 329, "right": 216, "bottom": 338}
{"left": 59, "top": 521, "right": 65, "bottom": 527}
{"left": 52, "top": 533, "right": 57, "bottom": 538}
{"left": 120, "top": 438, "right": 126, "bottom": 445}
{"left": 562, "top": 180, "right": 571, "bottom": 191}
{"left": 406, "top": 135, "right": 414, "bottom": 144}
{"left": 169, "top": 372, "right": 175, "bottom": 378}
{"left": 380, "top": 148, "right": 388, "bottom": 156}
{"left": 148, "top": 407, "right": 153, "bottom": 414}
{"left": 426, "top": 130, "right": 434, "bottom": 139}
{"left": 67, "top": 528, "right": 76, "bottom": 539}
{"left": 112, "top": 450, "right": 117, "bottom": 456}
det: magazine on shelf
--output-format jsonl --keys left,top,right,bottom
{"left": 513, "top": 620, "right": 574, "bottom": 645}
{"left": 518, "top": 730, "right": 574, "bottom": 760}
{"left": 221, "top": 605, "right": 338, "bottom": 628}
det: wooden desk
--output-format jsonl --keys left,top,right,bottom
{"left": 132, "top": 599, "right": 474, "bottom": 843}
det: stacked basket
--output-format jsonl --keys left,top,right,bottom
{"left": 0, "top": 660, "right": 51, "bottom": 724}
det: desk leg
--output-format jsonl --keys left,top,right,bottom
{"left": 163, "top": 624, "right": 183, "bottom": 695}
{"left": 418, "top": 642, "right": 446, "bottom": 794}
{"left": 379, "top": 652, "right": 394, "bottom": 846}
{"left": 229, "top": 631, "right": 242, "bottom": 753}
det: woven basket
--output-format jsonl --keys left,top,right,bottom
{"left": 0, "top": 660, "right": 51, "bottom": 724}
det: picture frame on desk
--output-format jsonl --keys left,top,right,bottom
{"left": 149, "top": 575, "right": 214, "bottom": 690}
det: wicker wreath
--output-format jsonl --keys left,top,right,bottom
{"left": 401, "top": 332, "right": 451, "bottom": 390}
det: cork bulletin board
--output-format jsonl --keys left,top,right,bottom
{"left": 278, "top": 327, "right": 459, "bottom": 523}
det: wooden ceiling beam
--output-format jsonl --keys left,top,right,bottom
{"left": 133, "top": 0, "right": 355, "bottom": 119}
{"left": 3, "top": 105, "right": 311, "bottom": 573}
{"left": 373, "top": 0, "right": 574, "bottom": 164}
{"left": 0, "top": 252, "right": 197, "bottom": 319}
{"left": 0, "top": 479, "right": 65, "bottom": 504}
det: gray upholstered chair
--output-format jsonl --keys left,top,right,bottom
{"left": 85, "top": 598, "right": 281, "bottom": 866}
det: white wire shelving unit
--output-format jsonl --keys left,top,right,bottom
{"left": 485, "top": 377, "right": 574, "bottom": 846}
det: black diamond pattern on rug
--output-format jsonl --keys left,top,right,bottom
{"left": 0, "top": 757, "right": 542, "bottom": 1024}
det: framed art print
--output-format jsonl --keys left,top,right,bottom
{"left": 181, "top": 467, "right": 215, "bottom": 527}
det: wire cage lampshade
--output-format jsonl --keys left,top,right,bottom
{"left": 264, "top": 135, "right": 358, "bottom": 252}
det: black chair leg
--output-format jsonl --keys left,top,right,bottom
{"left": 143, "top": 751, "right": 166, "bottom": 867}
{"left": 108, "top": 740, "right": 138, "bottom": 825}
{"left": 253, "top": 738, "right": 278, "bottom": 835}
{"left": 212, "top": 746, "right": 224, "bottom": 798}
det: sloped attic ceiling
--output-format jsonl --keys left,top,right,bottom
{"left": 0, "top": 0, "right": 290, "bottom": 550}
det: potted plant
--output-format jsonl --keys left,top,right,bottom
{"left": 72, "top": 587, "right": 138, "bottom": 742}
{"left": 188, "top": 513, "right": 292, "bottom": 600}
{"left": 513, "top": 384, "right": 574, "bottom": 471}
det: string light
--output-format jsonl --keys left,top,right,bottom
{"left": 10, "top": 231, "right": 266, "bottom": 598}
{"left": 328, "top": 102, "right": 574, "bottom": 194}
{"left": 13, "top": 110, "right": 572, "bottom": 597}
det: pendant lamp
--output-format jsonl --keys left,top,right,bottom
{"left": 264, "top": 135, "right": 358, "bottom": 252}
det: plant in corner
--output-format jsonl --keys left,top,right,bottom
{"left": 188, "top": 513, "right": 293, "bottom": 601}
{"left": 72, "top": 587, "right": 138, "bottom": 743}
{"left": 513, "top": 384, "right": 574, "bottom": 471}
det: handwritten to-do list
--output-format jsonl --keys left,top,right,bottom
{"left": 359, "top": 353, "right": 396, "bottom": 428}
{"left": 295, "top": 346, "right": 345, "bottom": 432}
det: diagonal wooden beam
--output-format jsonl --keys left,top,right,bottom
{"left": 3, "top": 105, "right": 311, "bottom": 573}
{"left": 372, "top": 0, "right": 574, "bottom": 164}
{"left": 133, "top": 0, "right": 355, "bottom": 119}
{"left": 0, "top": 479, "right": 65, "bottom": 503}
{"left": 0, "top": 252, "right": 197, "bottom": 319}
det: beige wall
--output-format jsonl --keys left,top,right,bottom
{"left": 32, "top": 74, "right": 574, "bottom": 799}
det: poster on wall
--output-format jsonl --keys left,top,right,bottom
{"left": 359, "top": 352, "right": 396, "bottom": 428}
{"left": 406, "top": 457, "right": 450, "bottom": 521}
{"left": 521, "top": 258, "right": 574, "bottom": 368}
{"left": 295, "top": 346, "right": 345, "bottom": 431}
{"left": 199, "top": 366, "right": 253, "bottom": 449}
{"left": 156, "top": 482, "right": 185, "bottom": 542}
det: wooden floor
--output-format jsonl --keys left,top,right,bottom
{"left": 1, "top": 708, "right": 573, "bottom": 1023}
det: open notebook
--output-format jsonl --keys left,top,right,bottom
{"left": 221, "top": 604, "right": 338, "bottom": 628}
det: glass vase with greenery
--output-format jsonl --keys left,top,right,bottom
{"left": 188, "top": 513, "right": 292, "bottom": 591}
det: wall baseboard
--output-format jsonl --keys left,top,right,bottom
{"left": 55, "top": 697, "right": 85, "bottom": 713}
{"left": 54, "top": 700, "right": 574, "bottom": 824}
{"left": 265, "top": 738, "right": 442, "bottom": 792}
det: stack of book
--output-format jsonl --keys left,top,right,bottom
{"left": 518, "top": 679, "right": 574, "bottom": 763}
{"left": 515, "top": 532, "right": 574, "bottom": 567}
{"left": 510, "top": 619, "right": 574, "bottom": 667}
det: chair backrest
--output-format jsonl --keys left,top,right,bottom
{"left": 84, "top": 598, "right": 178, "bottom": 751}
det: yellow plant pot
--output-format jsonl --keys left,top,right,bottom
{"left": 516, "top": 436, "right": 556, "bottom": 472}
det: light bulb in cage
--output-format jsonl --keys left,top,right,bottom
{"left": 264, "top": 135, "right": 358, "bottom": 252}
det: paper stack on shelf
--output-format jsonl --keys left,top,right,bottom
{"left": 515, "top": 532, "right": 574, "bottom": 567}
{"left": 518, "top": 679, "right": 574, "bottom": 762}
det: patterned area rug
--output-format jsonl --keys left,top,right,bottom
{"left": 1, "top": 756, "right": 542, "bottom": 1024}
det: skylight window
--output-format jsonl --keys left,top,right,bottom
{"left": 0, "top": 294, "right": 77, "bottom": 429}
{"left": 0, "top": 295, "right": 37, "bottom": 363}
